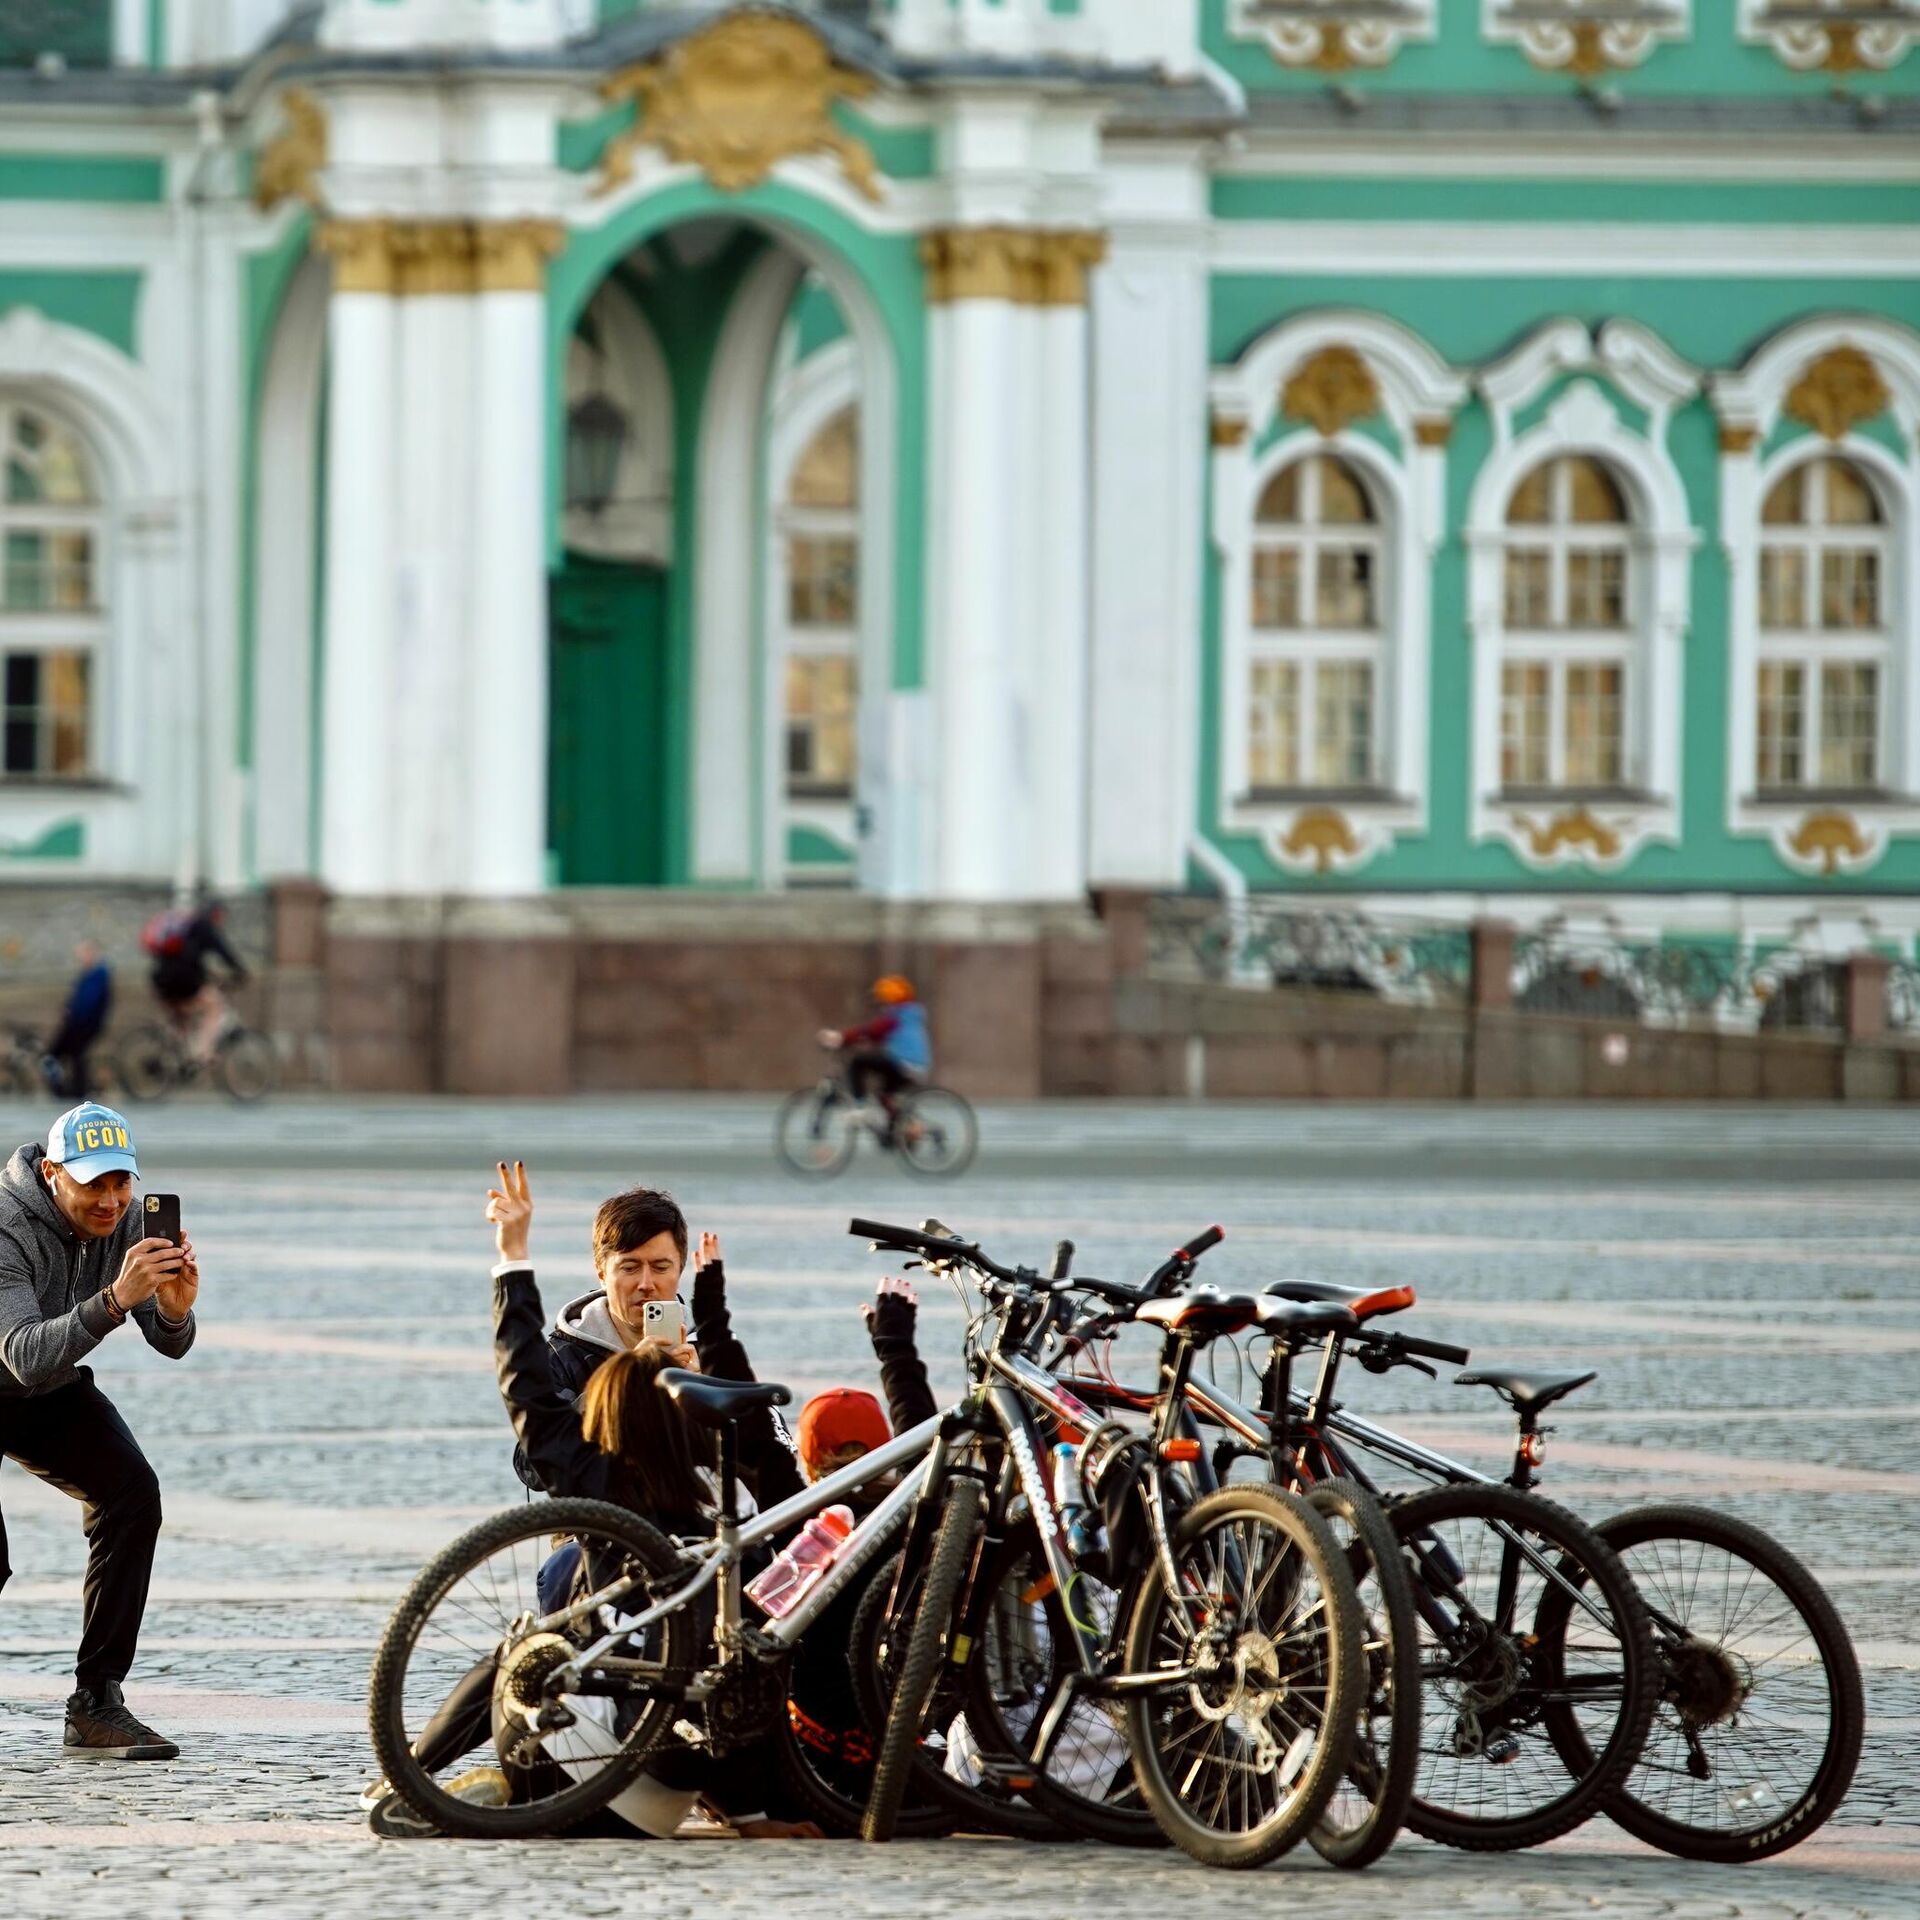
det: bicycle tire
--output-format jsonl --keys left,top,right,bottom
{"left": 774, "top": 1086, "right": 857, "bottom": 1177}
{"left": 369, "top": 1498, "right": 691, "bottom": 1839}
{"left": 772, "top": 1555, "right": 956, "bottom": 1840}
{"left": 214, "top": 1026, "right": 278, "bottom": 1102}
{"left": 862, "top": 1477, "right": 987, "bottom": 1843}
{"left": 1390, "top": 1482, "right": 1656, "bottom": 1854}
{"left": 1552, "top": 1503, "right": 1863, "bottom": 1863}
{"left": 1305, "top": 1476, "right": 1422, "bottom": 1870}
{"left": 114, "top": 1025, "right": 182, "bottom": 1103}
{"left": 1124, "top": 1483, "right": 1365, "bottom": 1870}
{"left": 962, "top": 1526, "right": 1164, "bottom": 1847}
{"left": 849, "top": 1537, "right": 1057, "bottom": 1840}
{"left": 897, "top": 1087, "right": 977, "bottom": 1177}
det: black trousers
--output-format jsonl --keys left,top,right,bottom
{"left": 846, "top": 1050, "right": 910, "bottom": 1105}
{"left": 0, "top": 1377, "right": 163, "bottom": 1691}
{"left": 43, "top": 1016, "right": 104, "bottom": 1100}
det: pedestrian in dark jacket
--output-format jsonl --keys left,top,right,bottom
{"left": 0, "top": 1103, "right": 199, "bottom": 1760}
{"left": 482, "top": 1160, "right": 818, "bottom": 1841}
{"left": 43, "top": 940, "right": 111, "bottom": 1099}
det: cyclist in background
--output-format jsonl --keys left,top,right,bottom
{"left": 142, "top": 898, "right": 249, "bottom": 1065}
{"left": 817, "top": 976, "right": 930, "bottom": 1144}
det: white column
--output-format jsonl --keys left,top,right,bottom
{"left": 467, "top": 246, "right": 553, "bottom": 896}
{"left": 1087, "top": 197, "right": 1209, "bottom": 886}
{"left": 319, "top": 241, "right": 400, "bottom": 895}
{"left": 1031, "top": 295, "right": 1092, "bottom": 898}
{"left": 930, "top": 294, "right": 1028, "bottom": 899}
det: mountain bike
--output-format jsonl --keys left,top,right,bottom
{"left": 1182, "top": 1278, "right": 1860, "bottom": 1861}
{"left": 775, "top": 1046, "right": 976, "bottom": 1177}
{"left": 368, "top": 1397, "right": 946, "bottom": 1838}
{"left": 115, "top": 1008, "right": 278, "bottom": 1103}
{"left": 850, "top": 1219, "right": 1366, "bottom": 1869}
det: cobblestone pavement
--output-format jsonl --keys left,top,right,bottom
{"left": 2, "top": 1098, "right": 1918, "bottom": 1918}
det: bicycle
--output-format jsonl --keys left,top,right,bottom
{"left": 115, "top": 1007, "right": 278, "bottom": 1103}
{"left": 775, "top": 1045, "right": 976, "bottom": 1177}
{"left": 850, "top": 1219, "right": 1367, "bottom": 1869}
{"left": 1176, "top": 1277, "right": 1860, "bottom": 1861}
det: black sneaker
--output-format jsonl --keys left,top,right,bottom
{"left": 63, "top": 1681, "right": 179, "bottom": 1760}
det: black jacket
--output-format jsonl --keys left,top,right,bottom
{"left": 494, "top": 1262, "right": 801, "bottom": 1521}
{"left": 866, "top": 1291, "right": 937, "bottom": 1435}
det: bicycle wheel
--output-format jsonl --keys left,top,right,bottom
{"left": 368, "top": 1498, "right": 692, "bottom": 1839}
{"left": 214, "top": 1026, "right": 278, "bottom": 1102}
{"left": 114, "top": 1024, "right": 183, "bottom": 1103}
{"left": 1546, "top": 1503, "right": 1863, "bottom": 1863}
{"left": 1124, "top": 1483, "right": 1364, "bottom": 1870}
{"left": 897, "top": 1086, "right": 977, "bottom": 1177}
{"left": 963, "top": 1524, "right": 1163, "bottom": 1846}
{"left": 1390, "top": 1482, "right": 1655, "bottom": 1853}
{"left": 775, "top": 1085, "right": 857, "bottom": 1177}
{"left": 0, "top": 1039, "right": 37, "bottom": 1097}
{"left": 862, "top": 1478, "right": 988, "bottom": 1843}
{"left": 851, "top": 1539, "right": 1056, "bottom": 1840}
{"left": 1306, "top": 1477, "right": 1422, "bottom": 1870}
{"left": 773, "top": 1555, "right": 956, "bottom": 1840}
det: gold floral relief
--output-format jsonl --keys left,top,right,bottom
{"left": 1281, "top": 346, "right": 1382, "bottom": 437}
{"left": 920, "top": 229, "right": 1106, "bottom": 307}
{"left": 599, "top": 15, "right": 880, "bottom": 202}
{"left": 253, "top": 89, "right": 327, "bottom": 213}
{"left": 1279, "top": 807, "right": 1363, "bottom": 874}
{"left": 1518, "top": 807, "right": 1624, "bottom": 864}
{"left": 1784, "top": 346, "right": 1891, "bottom": 441}
{"left": 1788, "top": 808, "right": 1871, "bottom": 877}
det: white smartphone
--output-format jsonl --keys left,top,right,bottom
{"left": 642, "top": 1298, "right": 685, "bottom": 1348}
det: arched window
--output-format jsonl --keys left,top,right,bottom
{"left": 1755, "top": 455, "right": 1887, "bottom": 792}
{"left": 1498, "top": 454, "right": 1632, "bottom": 792}
{"left": 1246, "top": 453, "right": 1381, "bottom": 790}
{"left": 1, "top": 400, "right": 102, "bottom": 779}
{"left": 781, "top": 405, "right": 858, "bottom": 799}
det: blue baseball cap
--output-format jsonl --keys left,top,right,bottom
{"left": 46, "top": 1103, "right": 139, "bottom": 1183}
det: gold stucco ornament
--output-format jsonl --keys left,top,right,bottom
{"left": 1784, "top": 346, "right": 1891, "bottom": 441}
{"left": 1278, "top": 807, "right": 1364, "bottom": 874}
{"left": 1518, "top": 807, "right": 1625, "bottom": 864}
{"left": 1788, "top": 808, "right": 1872, "bottom": 877}
{"left": 253, "top": 88, "right": 327, "bottom": 212}
{"left": 1281, "top": 347, "right": 1382, "bottom": 437}
{"left": 599, "top": 14, "right": 881, "bottom": 202}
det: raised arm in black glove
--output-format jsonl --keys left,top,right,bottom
{"left": 688, "top": 1233, "right": 802, "bottom": 1507}
{"left": 864, "top": 1274, "right": 937, "bottom": 1433}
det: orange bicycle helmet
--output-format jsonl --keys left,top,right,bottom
{"left": 871, "top": 975, "right": 915, "bottom": 1004}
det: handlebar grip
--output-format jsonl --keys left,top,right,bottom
{"left": 1182, "top": 1224, "right": 1226, "bottom": 1261}
{"left": 1399, "top": 1332, "right": 1472, "bottom": 1366}
{"left": 848, "top": 1217, "right": 961, "bottom": 1260}
{"left": 1048, "top": 1239, "right": 1075, "bottom": 1281}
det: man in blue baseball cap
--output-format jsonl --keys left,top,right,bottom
{"left": 0, "top": 1102, "right": 199, "bottom": 1759}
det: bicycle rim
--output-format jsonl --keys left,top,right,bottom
{"left": 1392, "top": 1483, "right": 1655, "bottom": 1852}
{"left": 368, "top": 1499, "right": 689, "bottom": 1838}
{"left": 115, "top": 1026, "right": 180, "bottom": 1103}
{"left": 774, "top": 1087, "right": 856, "bottom": 1177}
{"left": 1572, "top": 1505, "right": 1863, "bottom": 1861}
{"left": 898, "top": 1088, "right": 977, "bottom": 1177}
{"left": 216, "top": 1029, "right": 278, "bottom": 1102}
{"left": 1125, "top": 1484, "right": 1363, "bottom": 1869}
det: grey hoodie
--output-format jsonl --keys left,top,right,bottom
{"left": 0, "top": 1143, "right": 196, "bottom": 1398}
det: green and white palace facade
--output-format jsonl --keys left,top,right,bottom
{"left": 2, "top": 0, "right": 1918, "bottom": 1090}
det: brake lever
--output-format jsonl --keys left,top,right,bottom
{"left": 1405, "top": 1356, "right": 1438, "bottom": 1380}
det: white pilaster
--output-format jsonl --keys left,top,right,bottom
{"left": 320, "top": 287, "right": 400, "bottom": 894}
{"left": 468, "top": 285, "right": 551, "bottom": 895}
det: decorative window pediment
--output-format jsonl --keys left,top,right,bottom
{"left": 1483, "top": 0, "right": 1690, "bottom": 75}
{"left": 1226, "top": 0, "right": 1437, "bottom": 71}
{"left": 1739, "top": 0, "right": 1919, "bottom": 73}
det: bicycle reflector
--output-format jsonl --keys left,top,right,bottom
{"left": 1519, "top": 1433, "right": 1547, "bottom": 1467}
{"left": 1159, "top": 1438, "right": 1201, "bottom": 1464}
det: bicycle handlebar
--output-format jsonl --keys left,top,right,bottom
{"left": 1048, "top": 1239, "right": 1075, "bottom": 1282}
{"left": 848, "top": 1217, "right": 1021, "bottom": 1285}
{"left": 1353, "top": 1327, "right": 1472, "bottom": 1368}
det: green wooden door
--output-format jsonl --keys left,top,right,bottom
{"left": 548, "top": 555, "right": 669, "bottom": 885}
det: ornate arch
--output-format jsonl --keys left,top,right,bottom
{"left": 1467, "top": 320, "right": 1701, "bottom": 871}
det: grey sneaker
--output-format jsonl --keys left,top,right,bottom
{"left": 64, "top": 1681, "right": 178, "bottom": 1760}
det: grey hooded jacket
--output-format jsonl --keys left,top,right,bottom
{"left": 0, "top": 1143, "right": 196, "bottom": 1398}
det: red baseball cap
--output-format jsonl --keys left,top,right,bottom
{"left": 797, "top": 1388, "right": 891, "bottom": 1473}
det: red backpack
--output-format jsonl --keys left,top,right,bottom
{"left": 141, "top": 910, "right": 193, "bottom": 958}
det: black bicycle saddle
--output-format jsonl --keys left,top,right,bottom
{"left": 1453, "top": 1367, "right": 1596, "bottom": 1416}
{"left": 658, "top": 1370, "right": 793, "bottom": 1426}
{"left": 1252, "top": 1297, "right": 1358, "bottom": 1344}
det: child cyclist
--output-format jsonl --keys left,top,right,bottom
{"left": 818, "top": 975, "right": 930, "bottom": 1143}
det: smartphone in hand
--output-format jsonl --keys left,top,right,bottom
{"left": 143, "top": 1193, "right": 183, "bottom": 1248}
{"left": 642, "top": 1298, "right": 685, "bottom": 1348}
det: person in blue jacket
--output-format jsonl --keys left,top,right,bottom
{"left": 44, "top": 940, "right": 112, "bottom": 1099}
{"left": 819, "top": 975, "right": 931, "bottom": 1143}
